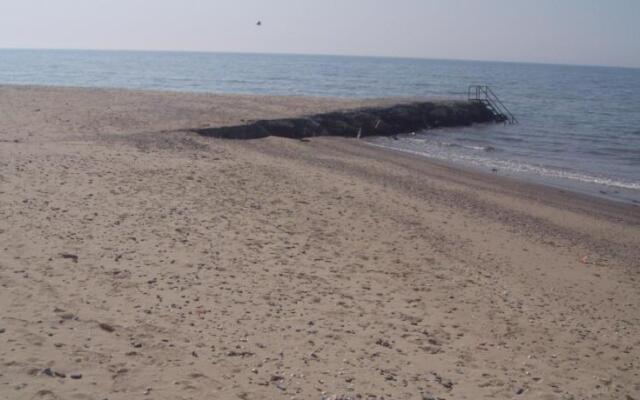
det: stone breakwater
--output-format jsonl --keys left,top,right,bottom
{"left": 195, "top": 100, "right": 503, "bottom": 140}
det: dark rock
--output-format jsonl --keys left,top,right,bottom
{"left": 60, "top": 253, "right": 79, "bottom": 263}
{"left": 440, "top": 379, "right": 453, "bottom": 390}
{"left": 98, "top": 323, "right": 115, "bottom": 333}
{"left": 60, "top": 313, "right": 75, "bottom": 321}
{"left": 40, "top": 368, "right": 66, "bottom": 379}
{"left": 430, "top": 372, "right": 454, "bottom": 390}
{"left": 227, "top": 350, "right": 255, "bottom": 357}
{"left": 70, "top": 373, "right": 82, "bottom": 379}
{"left": 0, "top": 328, "right": 5, "bottom": 334}
{"left": 196, "top": 101, "right": 502, "bottom": 140}
{"left": 516, "top": 388, "right": 525, "bottom": 395}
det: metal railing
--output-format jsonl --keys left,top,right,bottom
{"left": 468, "top": 85, "right": 518, "bottom": 124}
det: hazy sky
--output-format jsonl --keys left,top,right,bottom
{"left": 1, "top": 0, "right": 639, "bottom": 68}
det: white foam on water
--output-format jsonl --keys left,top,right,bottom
{"left": 367, "top": 141, "right": 640, "bottom": 191}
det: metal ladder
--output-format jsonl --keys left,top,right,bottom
{"left": 468, "top": 85, "right": 518, "bottom": 124}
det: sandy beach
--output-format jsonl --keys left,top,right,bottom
{"left": 1, "top": 85, "right": 639, "bottom": 400}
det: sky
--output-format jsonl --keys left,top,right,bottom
{"left": 1, "top": 0, "right": 639, "bottom": 68}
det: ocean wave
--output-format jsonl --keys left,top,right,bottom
{"left": 367, "top": 142, "right": 640, "bottom": 191}
{"left": 494, "top": 136, "right": 525, "bottom": 143}
{"left": 494, "top": 162, "right": 640, "bottom": 190}
{"left": 440, "top": 142, "right": 497, "bottom": 152}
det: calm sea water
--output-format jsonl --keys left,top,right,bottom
{"left": 1, "top": 49, "right": 639, "bottom": 203}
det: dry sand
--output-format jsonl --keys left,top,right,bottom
{"left": 0, "top": 85, "right": 638, "bottom": 400}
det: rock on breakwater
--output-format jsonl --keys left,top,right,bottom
{"left": 195, "top": 100, "right": 503, "bottom": 140}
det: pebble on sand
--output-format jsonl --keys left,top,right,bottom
{"left": 98, "top": 323, "right": 115, "bottom": 333}
{"left": 60, "top": 253, "right": 79, "bottom": 263}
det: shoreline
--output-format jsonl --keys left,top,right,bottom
{"left": 243, "top": 136, "right": 639, "bottom": 260}
{"left": 1, "top": 86, "right": 639, "bottom": 399}
{"left": 365, "top": 139, "right": 640, "bottom": 207}
{"left": 3, "top": 84, "right": 637, "bottom": 206}
{"left": 360, "top": 138, "right": 640, "bottom": 223}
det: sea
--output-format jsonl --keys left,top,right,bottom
{"left": 1, "top": 49, "right": 639, "bottom": 204}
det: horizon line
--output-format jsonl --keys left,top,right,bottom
{"left": 2, "top": 46, "right": 639, "bottom": 71}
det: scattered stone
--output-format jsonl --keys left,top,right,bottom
{"left": 270, "top": 374, "right": 284, "bottom": 382}
{"left": 440, "top": 379, "right": 453, "bottom": 390}
{"left": 60, "top": 253, "right": 79, "bottom": 263}
{"left": 39, "top": 368, "right": 66, "bottom": 379}
{"left": 0, "top": 328, "right": 5, "bottom": 334}
{"left": 60, "top": 313, "right": 75, "bottom": 320}
{"left": 98, "top": 323, "right": 115, "bottom": 333}
{"left": 227, "top": 350, "right": 254, "bottom": 357}
{"left": 429, "top": 372, "right": 454, "bottom": 390}
{"left": 376, "top": 339, "right": 392, "bottom": 348}
{"left": 70, "top": 373, "right": 82, "bottom": 380}
{"left": 516, "top": 388, "right": 525, "bottom": 395}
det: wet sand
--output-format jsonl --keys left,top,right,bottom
{"left": 1, "top": 85, "right": 639, "bottom": 400}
